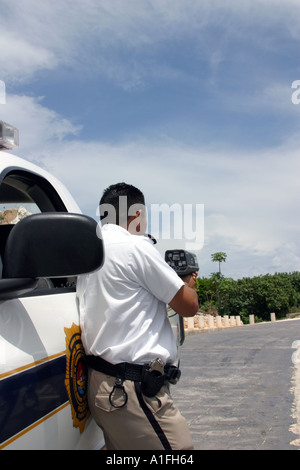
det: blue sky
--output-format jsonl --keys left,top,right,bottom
{"left": 0, "top": 0, "right": 300, "bottom": 279}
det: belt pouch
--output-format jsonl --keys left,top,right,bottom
{"left": 141, "top": 367, "right": 166, "bottom": 397}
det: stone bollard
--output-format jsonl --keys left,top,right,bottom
{"left": 271, "top": 312, "right": 276, "bottom": 322}
{"left": 216, "top": 316, "right": 222, "bottom": 328}
{"left": 208, "top": 315, "right": 214, "bottom": 329}
{"left": 249, "top": 314, "right": 255, "bottom": 325}
{"left": 230, "top": 316, "right": 236, "bottom": 326}
{"left": 236, "top": 315, "right": 242, "bottom": 326}
{"left": 198, "top": 315, "right": 205, "bottom": 329}
{"left": 187, "top": 317, "right": 194, "bottom": 329}
{"left": 223, "top": 315, "right": 229, "bottom": 327}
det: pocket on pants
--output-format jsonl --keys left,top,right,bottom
{"left": 142, "top": 384, "right": 172, "bottom": 415}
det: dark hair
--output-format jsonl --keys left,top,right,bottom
{"left": 99, "top": 182, "right": 145, "bottom": 225}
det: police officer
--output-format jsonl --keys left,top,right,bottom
{"left": 77, "top": 183, "right": 198, "bottom": 450}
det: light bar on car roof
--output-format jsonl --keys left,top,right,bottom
{"left": 0, "top": 120, "right": 19, "bottom": 150}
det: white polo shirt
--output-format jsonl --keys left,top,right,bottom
{"left": 77, "top": 224, "right": 184, "bottom": 365}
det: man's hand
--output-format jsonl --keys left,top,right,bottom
{"left": 181, "top": 272, "right": 198, "bottom": 290}
{"left": 169, "top": 272, "right": 199, "bottom": 317}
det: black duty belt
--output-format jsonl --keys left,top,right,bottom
{"left": 86, "top": 355, "right": 181, "bottom": 385}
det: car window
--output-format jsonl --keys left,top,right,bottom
{"left": 0, "top": 203, "right": 40, "bottom": 224}
{"left": 0, "top": 169, "right": 74, "bottom": 291}
{"left": 0, "top": 169, "right": 67, "bottom": 214}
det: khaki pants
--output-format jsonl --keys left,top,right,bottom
{"left": 88, "top": 368, "right": 194, "bottom": 450}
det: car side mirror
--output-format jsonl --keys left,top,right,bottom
{"left": 0, "top": 212, "right": 104, "bottom": 299}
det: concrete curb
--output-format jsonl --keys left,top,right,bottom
{"left": 184, "top": 313, "right": 243, "bottom": 336}
{"left": 184, "top": 314, "right": 300, "bottom": 336}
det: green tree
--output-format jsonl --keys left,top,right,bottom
{"left": 211, "top": 252, "right": 227, "bottom": 276}
{"left": 210, "top": 252, "right": 227, "bottom": 312}
{"left": 196, "top": 276, "right": 218, "bottom": 313}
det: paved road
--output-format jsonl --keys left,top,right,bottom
{"left": 172, "top": 319, "right": 300, "bottom": 450}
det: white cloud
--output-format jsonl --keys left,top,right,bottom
{"left": 1, "top": 0, "right": 300, "bottom": 87}
{"left": 0, "top": 31, "right": 57, "bottom": 82}
{"left": 1, "top": 90, "right": 299, "bottom": 278}
{"left": 1, "top": 0, "right": 300, "bottom": 279}
{"left": 0, "top": 94, "right": 80, "bottom": 157}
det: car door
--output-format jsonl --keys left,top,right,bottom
{"left": 0, "top": 166, "right": 104, "bottom": 450}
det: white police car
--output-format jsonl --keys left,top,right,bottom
{"left": 0, "top": 121, "right": 105, "bottom": 450}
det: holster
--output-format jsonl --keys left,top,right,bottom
{"left": 141, "top": 366, "right": 167, "bottom": 397}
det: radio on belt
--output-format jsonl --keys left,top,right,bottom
{"left": 165, "top": 249, "right": 199, "bottom": 277}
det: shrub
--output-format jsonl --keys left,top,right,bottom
{"left": 196, "top": 271, "right": 300, "bottom": 323}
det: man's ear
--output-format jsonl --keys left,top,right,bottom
{"left": 127, "top": 209, "right": 142, "bottom": 234}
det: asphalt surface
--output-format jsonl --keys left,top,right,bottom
{"left": 171, "top": 319, "right": 300, "bottom": 450}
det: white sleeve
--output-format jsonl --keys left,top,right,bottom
{"left": 128, "top": 239, "right": 184, "bottom": 304}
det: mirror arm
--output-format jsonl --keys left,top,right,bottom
{"left": 0, "top": 278, "right": 38, "bottom": 300}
